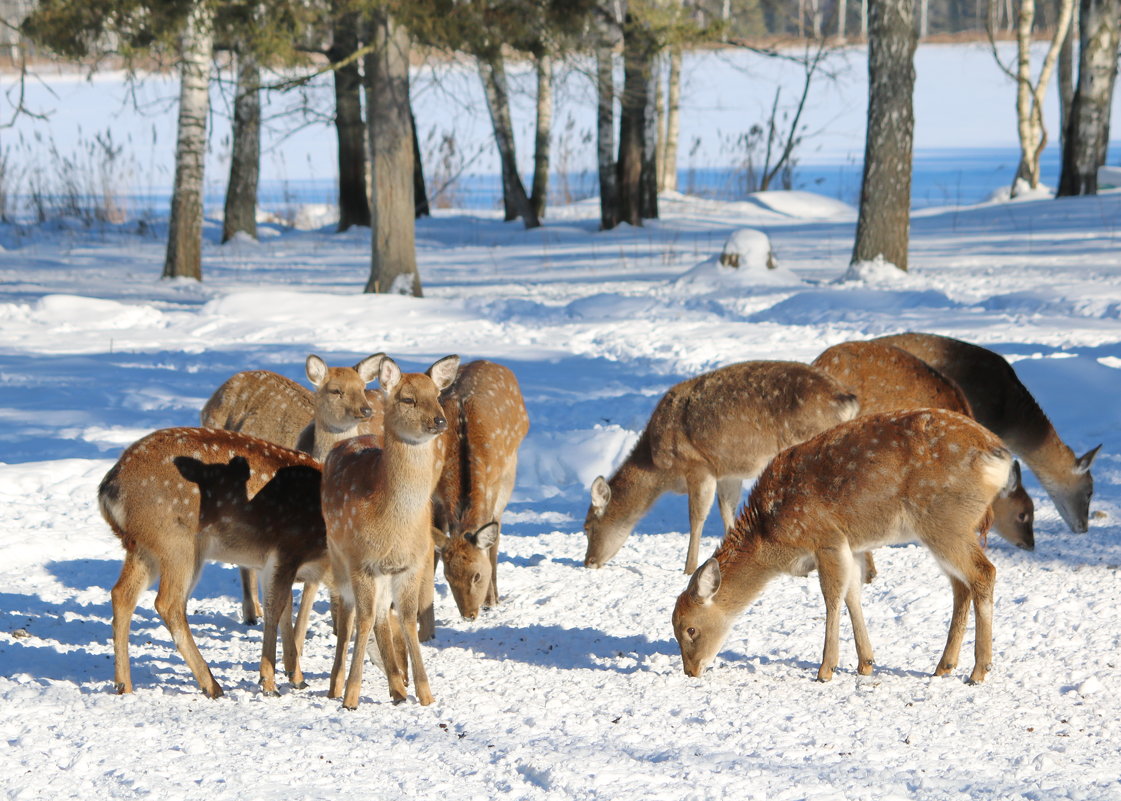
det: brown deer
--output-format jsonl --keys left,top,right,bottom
{"left": 98, "top": 427, "right": 327, "bottom": 698}
{"left": 323, "top": 355, "right": 459, "bottom": 709}
{"left": 812, "top": 340, "right": 1034, "bottom": 550}
{"left": 201, "top": 354, "right": 383, "bottom": 625}
{"left": 875, "top": 332, "right": 1100, "bottom": 533}
{"left": 673, "top": 409, "right": 1014, "bottom": 685}
{"left": 584, "top": 361, "right": 860, "bottom": 574}
{"left": 433, "top": 360, "right": 530, "bottom": 620}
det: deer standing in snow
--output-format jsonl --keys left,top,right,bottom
{"left": 875, "top": 332, "right": 1100, "bottom": 533}
{"left": 813, "top": 339, "right": 1034, "bottom": 550}
{"left": 323, "top": 355, "right": 459, "bottom": 709}
{"left": 673, "top": 409, "right": 1014, "bottom": 685}
{"left": 201, "top": 354, "right": 383, "bottom": 626}
{"left": 433, "top": 360, "right": 529, "bottom": 620}
{"left": 99, "top": 427, "right": 327, "bottom": 698}
{"left": 583, "top": 361, "right": 859, "bottom": 574}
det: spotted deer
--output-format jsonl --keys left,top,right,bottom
{"left": 673, "top": 409, "right": 1014, "bottom": 685}
{"left": 323, "top": 355, "right": 459, "bottom": 709}
{"left": 876, "top": 332, "right": 1101, "bottom": 533}
{"left": 812, "top": 339, "right": 1034, "bottom": 550}
{"left": 584, "top": 361, "right": 860, "bottom": 574}
{"left": 433, "top": 360, "right": 530, "bottom": 620}
{"left": 98, "top": 427, "right": 327, "bottom": 698}
{"left": 201, "top": 353, "right": 384, "bottom": 626}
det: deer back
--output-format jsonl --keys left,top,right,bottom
{"left": 200, "top": 370, "right": 315, "bottom": 449}
{"left": 99, "top": 427, "right": 322, "bottom": 562}
{"left": 647, "top": 361, "right": 859, "bottom": 476}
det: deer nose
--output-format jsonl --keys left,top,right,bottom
{"left": 433, "top": 416, "right": 447, "bottom": 432}
{"left": 358, "top": 406, "right": 372, "bottom": 419}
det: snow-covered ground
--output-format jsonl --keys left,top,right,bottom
{"left": 2, "top": 46, "right": 1121, "bottom": 801}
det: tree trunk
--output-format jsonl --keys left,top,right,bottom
{"left": 412, "top": 110, "right": 430, "bottom": 217}
{"left": 654, "top": 54, "right": 666, "bottom": 189}
{"left": 596, "top": 43, "right": 620, "bottom": 230}
{"left": 222, "top": 49, "right": 259, "bottom": 243}
{"left": 330, "top": 14, "right": 370, "bottom": 231}
{"left": 1057, "top": 0, "right": 1079, "bottom": 151}
{"left": 838, "top": 0, "right": 848, "bottom": 39}
{"left": 661, "top": 45, "right": 682, "bottom": 192}
{"left": 530, "top": 52, "right": 553, "bottom": 221}
{"left": 1011, "top": 0, "right": 1073, "bottom": 194}
{"left": 851, "top": 0, "right": 916, "bottom": 272}
{"left": 641, "top": 51, "right": 659, "bottom": 220}
{"left": 163, "top": 4, "right": 213, "bottom": 281}
{"left": 363, "top": 11, "right": 421, "bottom": 296}
{"left": 477, "top": 49, "right": 540, "bottom": 228}
{"left": 1058, "top": 0, "right": 1120, "bottom": 195}
{"left": 618, "top": 14, "right": 655, "bottom": 227}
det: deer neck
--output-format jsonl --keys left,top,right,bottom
{"left": 312, "top": 417, "right": 363, "bottom": 461}
{"left": 714, "top": 542, "right": 782, "bottom": 615}
{"left": 604, "top": 457, "right": 676, "bottom": 532}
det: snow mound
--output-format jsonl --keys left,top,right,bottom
{"left": 720, "top": 228, "right": 774, "bottom": 270}
{"left": 745, "top": 190, "right": 857, "bottom": 220}
{"left": 32, "top": 295, "right": 165, "bottom": 331}
{"left": 836, "top": 255, "right": 915, "bottom": 285}
{"left": 986, "top": 179, "right": 1054, "bottom": 203}
{"left": 674, "top": 228, "right": 801, "bottom": 292}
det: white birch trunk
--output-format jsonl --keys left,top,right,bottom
{"left": 661, "top": 46, "right": 682, "bottom": 193}
{"left": 163, "top": 4, "right": 213, "bottom": 281}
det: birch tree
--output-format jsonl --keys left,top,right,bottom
{"left": 851, "top": 0, "right": 915, "bottom": 272}
{"left": 530, "top": 50, "right": 553, "bottom": 220}
{"left": 222, "top": 47, "right": 260, "bottom": 243}
{"left": 163, "top": 4, "right": 214, "bottom": 281}
{"left": 329, "top": 7, "right": 371, "bottom": 231}
{"left": 989, "top": 0, "right": 1074, "bottom": 195}
{"left": 364, "top": 9, "right": 421, "bottom": 295}
{"left": 1057, "top": 0, "right": 1120, "bottom": 196}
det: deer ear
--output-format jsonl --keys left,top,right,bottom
{"left": 354, "top": 353, "right": 385, "bottom": 384}
{"left": 469, "top": 522, "right": 499, "bottom": 550}
{"left": 687, "top": 558, "right": 721, "bottom": 603}
{"left": 1076, "top": 444, "right": 1101, "bottom": 474}
{"left": 427, "top": 355, "right": 460, "bottom": 392}
{"left": 173, "top": 456, "right": 204, "bottom": 484}
{"left": 379, "top": 357, "right": 402, "bottom": 393}
{"left": 306, "top": 354, "right": 328, "bottom": 388}
{"left": 590, "top": 476, "right": 611, "bottom": 516}
{"left": 1000, "top": 460, "right": 1023, "bottom": 497}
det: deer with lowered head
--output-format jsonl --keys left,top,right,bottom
{"left": 673, "top": 409, "right": 1015, "bottom": 685}
{"left": 323, "top": 354, "right": 459, "bottom": 709}
{"left": 201, "top": 353, "right": 384, "bottom": 627}
{"left": 99, "top": 427, "right": 327, "bottom": 698}
{"left": 875, "top": 332, "right": 1101, "bottom": 533}
{"left": 584, "top": 360, "right": 860, "bottom": 574}
{"left": 433, "top": 360, "right": 529, "bottom": 620}
{"left": 812, "top": 339, "right": 1034, "bottom": 551}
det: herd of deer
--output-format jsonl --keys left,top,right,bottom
{"left": 98, "top": 332, "right": 1100, "bottom": 707}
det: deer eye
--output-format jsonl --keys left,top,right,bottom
{"left": 330, "top": 388, "right": 343, "bottom": 396}
{"left": 686, "top": 627, "right": 697, "bottom": 638}
{"left": 400, "top": 396, "right": 416, "bottom": 406}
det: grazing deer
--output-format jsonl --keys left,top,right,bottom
{"left": 98, "top": 427, "right": 326, "bottom": 698}
{"left": 812, "top": 340, "right": 1034, "bottom": 550}
{"left": 876, "top": 332, "right": 1101, "bottom": 533}
{"left": 201, "top": 354, "right": 384, "bottom": 625}
{"left": 433, "top": 360, "right": 530, "bottom": 620}
{"left": 323, "top": 355, "right": 459, "bottom": 709}
{"left": 673, "top": 409, "right": 1014, "bottom": 685}
{"left": 584, "top": 361, "right": 860, "bottom": 574}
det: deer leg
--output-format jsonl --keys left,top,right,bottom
{"left": 715, "top": 477, "right": 743, "bottom": 532}
{"left": 684, "top": 473, "right": 718, "bottom": 575}
{"left": 968, "top": 550, "right": 996, "bottom": 685}
{"left": 935, "top": 577, "right": 971, "bottom": 677}
{"left": 260, "top": 564, "right": 299, "bottom": 696}
{"left": 844, "top": 554, "right": 875, "bottom": 675}
{"left": 153, "top": 557, "right": 221, "bottom": 699}
{"left": 396, "top": 570, "right": 434, "bottom": 706}
{"left": 342, "top": 572, "right": 377, "bottom": 710}
{"left": 417, "top": 539, "right": 436, "bottom": 642}
{"left": 291, "top": 579, "right": 320, "bottom": 678}
{"left": 239, "top": 567, "right": 262, "bottom": 625}
{"left": 815, "top": 543, "right": 852, "bottom": 682}
{"left": 328, "top": 590, "right": 354, "bottom": 701}
{"left": 485, "top": 530, "right": 500, "bottom": 608}
{"left": 110, "top": 551, "right": 153, "bottom": 695}
{"left": 372, "top": 581, "right": 409, "bottom": 703}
